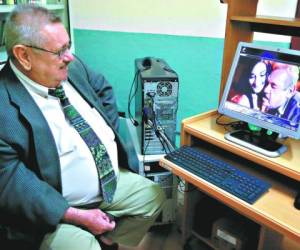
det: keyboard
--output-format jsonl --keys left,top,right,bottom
{"left": 165, "top": 146, "right": 271, "bottom": 204}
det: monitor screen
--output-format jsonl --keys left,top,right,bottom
{"left": 218, "top": 42, "right": 300, "bottom": 142}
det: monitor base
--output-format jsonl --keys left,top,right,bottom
{"left": 225, "top": 130, "right": 287, "bottom": 158}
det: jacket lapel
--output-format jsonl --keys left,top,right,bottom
{"left": 4, "top": 64, "right": 62, "bottom": 191}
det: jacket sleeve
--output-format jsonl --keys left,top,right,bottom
{"left": 0, "top": 138, "right": 69, "bottom": 231}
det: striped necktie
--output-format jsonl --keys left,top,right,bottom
{"left": 49, "top": 85, "right": 117, "bottom": 203}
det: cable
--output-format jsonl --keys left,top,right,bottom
{"left": 127, "top": 69, "right": 140, "bottom": 126}
{"left": 156, "top": 127, "right": 174, "bottom": 152}
{"left": 127, "top": 60, "right": 153, "bottom": 127}
{"left": 156, "top": 118, "right": 175, "bottom": 149}
{"left": 147, "top": 119, "right": 175, "bottom": 154}
{"left": 148, "top": 118, "right": 169, "bottom": 152}
{"left": 143, "top": 127, "right": 151, "bottom": 162}
{"left": 216, "top": 113, "right": 247, "bottom": 132}
{"left": 177, "top": 176, "right": 196, "bottom": 193}
{"left": 148, "top": 93, "right": 175, "bottom": 154}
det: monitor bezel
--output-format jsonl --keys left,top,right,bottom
{"left": 218, "top": 41, "right": 300, "bottom": 140}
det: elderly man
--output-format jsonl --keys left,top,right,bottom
{"left": 263, "top": 68, "right": 300, "bottom": 126}
{"left": 0, "top": 4, "right": 165, "bottom": 250}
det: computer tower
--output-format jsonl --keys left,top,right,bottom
{"left": 134, "top": 57, "right": 179, "bottom": 155}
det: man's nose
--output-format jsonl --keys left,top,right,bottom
{"left": 62, "top": 49, "right": 74, "bottom": 62}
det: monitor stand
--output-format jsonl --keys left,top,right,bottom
{"left": 224, "top": 129, "right": 287, "bottom": 158}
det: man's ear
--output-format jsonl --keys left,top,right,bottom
{"left": 12, "top": 45, "right": 32, "bottom": 70}
{"left": 287, "top": 85, "right": 296, "bottom": 98}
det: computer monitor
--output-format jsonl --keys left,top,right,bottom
{"left": 218, "top": 42, "right": 300, "bottom": 157}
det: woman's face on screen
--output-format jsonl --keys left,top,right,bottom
{"left": 248, "top": 62, "right": 267, "bottom": 94}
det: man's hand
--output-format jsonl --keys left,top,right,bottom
{"left": 63, "top": 207, "right": 116, "bottom": 235}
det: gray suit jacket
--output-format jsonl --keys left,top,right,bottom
{"left": 0, "top": 58, "right": 130, "bottom": 244}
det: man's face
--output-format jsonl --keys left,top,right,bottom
{"left": 248, "top": 62, "right": 267, "bottom": 94}
{"left": 263, "top": 70, "right": 291, "bottom": 109}
{"left": 26, "top": 22, "right": 74, "bottom": 88}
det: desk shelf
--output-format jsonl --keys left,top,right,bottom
{"left": 230, "top": 15, "right": 300, "bottom": 27}
{"left": 160, "top": 110, "right": 300, "bottom": 249}
{"left": 230, "top": 16, "right": 300, "bottom": 37}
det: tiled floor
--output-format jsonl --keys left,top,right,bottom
{"left": 139, "top": 224, "right": 182, "bottom": 250}
{"left": 137, "top": 223, "right": 300, "bottom": 250}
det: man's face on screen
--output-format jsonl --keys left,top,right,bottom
{"left": 263, "top": 69, "right": 293, "bottom": 109}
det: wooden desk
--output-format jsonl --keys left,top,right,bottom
{"left": 159, "top": 110, "right": 300, "bottom": 249}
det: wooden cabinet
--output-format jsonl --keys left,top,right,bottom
{"left": 163, "top": 111, "right": 300, "bottom": 249}
{"left": 219, "top": 0, "right": 300, "bottom": 102}
{"left": 0, "top": 0, "right": 72, "bottom": 62}
{"left": 159, "top": 1, "right": 300, "bottom": 249}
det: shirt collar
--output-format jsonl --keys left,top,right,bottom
{"left": 10, "top": 60, "right": 53, "bottom": 98}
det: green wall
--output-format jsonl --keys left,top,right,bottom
{"left": 73, "top": 29, "right": 290, "bottom": 139}
{"left": 74, "top": 29, "right": 224, "bottom": 134}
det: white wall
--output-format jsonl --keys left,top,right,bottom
{"left": 70, "top": 0, "right": 297, "bottom": 42}
{"left": 70, "top": 0, "right": 227, "bottom": 38}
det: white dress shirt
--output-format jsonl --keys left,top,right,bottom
{"left": 10, "top": 61, "right": 119, "bottom": 206}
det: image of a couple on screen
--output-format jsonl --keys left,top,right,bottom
{"left": 228, "top": 56, "right": 300, "bottom": 126}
